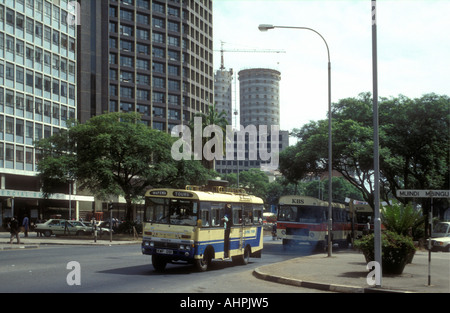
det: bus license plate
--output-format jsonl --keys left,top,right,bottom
{"left": 157, "top": 249, "right": 173, "bottom": 255}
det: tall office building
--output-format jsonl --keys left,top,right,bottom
{"left": 75, "top": 0, "right": 214, "bottom": 218}
{"left": 214, "top": 68, "right": 233, "bottom": 125}
{"left": 78, "top": 0, "right": 214, "bottom": 132}
{"left": 215, "top": 68, "right": 289, "bottom": 176}
{"left": 0, "top": 0, "right": 93, "bottom": 225}
{"left": 238, "top": 68, "right": 281, "bottom": 128}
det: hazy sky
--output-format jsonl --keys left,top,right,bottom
{"left": 213, "top": 0, "right": 450, "bottom": 133}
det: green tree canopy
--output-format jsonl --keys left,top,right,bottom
{"left": 36, "top": 112, "right": 215, "bottom": 220}
{"left": 189, "top": 104, "right": 229, "bottom": 170}
{"left": 280, "top": 93, "right": 449, "bottom": 210}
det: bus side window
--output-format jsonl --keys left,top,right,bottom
{"left": 211, "top": 208, "right": 222, "bottom": 227}
{"left": 253, "top": 206, "right": 263, "bottom": 224}
{"left": 233, "top": 205, "right": 242, "bottom": 226}
{"left": 243, "top": 205, "right": 253, "bottom": 225}
{"left": 201, "top": 210, "right": 210, "bottom": 227}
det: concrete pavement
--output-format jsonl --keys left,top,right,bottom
{"left": 0, "top": 231, "right": 140, "bottom": 250}
{"left": 254, "top": 248, "right": 450, "bottom": 293}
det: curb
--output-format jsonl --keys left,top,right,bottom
{"left": 1, "top": 240, "right": 140, "bottom": 248}
{"left": 252, "top": 267, "right": 413, "bottom": 293}
{"left": 0, "top": 244, "right": 40, "bottom": 250}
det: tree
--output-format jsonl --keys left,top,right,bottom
{"left": 37, "top": 112, "right": 177, "bottom": 220}
{"left": 280, "top": 93, "right": 449, "bottom": 210}
{"left": 221, "top": 169, "right": 270, "bottom": 202}
{"left": 189, "top": 104, "right": 229, "bottom": 170}
{"left": 304, "top": 177, "right": 364, "bottom": 203}
{"left": 380, "top": 93, "right": 450, "bottom": 201}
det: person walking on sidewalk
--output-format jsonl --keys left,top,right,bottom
{"left": 22, "top": 215, "right": 29, "bottom": 237}
{"left": 9, "top": 216, "right": 21, "bottom": 244}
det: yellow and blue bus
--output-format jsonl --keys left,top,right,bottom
{"left": 141, "top": 182, "right": 264, "bottom": 271}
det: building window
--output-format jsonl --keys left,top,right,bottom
{"left": 120, "top": 71, "right": 133, "bottom": 83}
{"left": 152, "top": 47, "right": 165, "bottom": 58}
{"left": 120, "top": 9, "right": 133, "bottom": 22}
{"left": 120, "top": 102, "right": 133, "bottom": 113}
{"left": 153, "top": 76, "right": 165, "bottom": 88}
{"left": 136, "top": 73, "right": 150, "bottom": 85}
{"left": 152, "top": 32, "right": 164, "bottom": 44}
{"left": 137, "top": 104, "right": 149, "bottom": 115}
{"left": 120, "top": 86, "right": 133, "bottom": 98}
{"left": 168, "top": 35, "right": 179, "bottom": 47}
{"left": 136, "top": 58, "right": 149, "bottom": 70}
{"left": 136, "top": 89, "right": 149, "bottom": 101}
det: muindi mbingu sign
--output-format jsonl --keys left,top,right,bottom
{"left": 396, "top": 190, "right": 450, "bottom": 198}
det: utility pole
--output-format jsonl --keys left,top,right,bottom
{"left": 372, "top": 0, "right": 382, "bottom": 287}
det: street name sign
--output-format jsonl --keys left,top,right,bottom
{"left": 396, "top": 190, "right": 450, "bottom": 198}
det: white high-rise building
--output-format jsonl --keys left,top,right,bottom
{"left": 0, "top": 0, "right": 90, "bottom": 226}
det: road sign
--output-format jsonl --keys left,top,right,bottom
{"left": 396, "top": 190, "right": 450, "bottom": 198}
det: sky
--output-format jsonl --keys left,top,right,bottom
{"left": 212, "top": 0, "right": 450, "bottom": 135}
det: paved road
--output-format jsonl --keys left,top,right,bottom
{"left": 0, "top": 236, "right": 326, "bottom": 294}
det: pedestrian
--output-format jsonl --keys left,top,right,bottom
{"left": 22, "top": 214, "right": 29, "bottom": 237}
{"left": 9, "top": 216, "right": 21, "bottom": 244}
{"left": 222, "top": 203, "right": 232, "bottom": 258}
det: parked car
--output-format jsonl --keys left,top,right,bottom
{"left": 432, "top": 222, "right": 450, "bottom": 238}
{"left": 430, "top": 237, "right": 450, "bottom": 252}
{"left": 35, "top": 219, "right": 90, "bottom": 237}
{"left": 82, "top": 221, "right": 113, "bottom": 236}
{"left": 427, "top": 222, "right": 450, "bottom": 252}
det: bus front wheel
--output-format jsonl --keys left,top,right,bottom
{"left": 152, "top": 255, "right": 167, "bottom": 272}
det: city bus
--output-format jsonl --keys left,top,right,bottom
{"left": 348, "top": 200, "right": 374, "bottom": 239}
{"left": 141, "top": 182, "right": 264, "bottom": 271}
{"left": 277, "top": 195, "right": 352, "bottom": 249}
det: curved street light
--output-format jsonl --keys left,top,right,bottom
{"left": 259, "top": 24, "right": 333, "bottom": 257}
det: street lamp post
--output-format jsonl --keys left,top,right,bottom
{"left": 259, "top": 24, "right": 333, "bottom": 257}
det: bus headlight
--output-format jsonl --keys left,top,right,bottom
{"left": 179, "top": 245, "right": 191, "bottom": 251}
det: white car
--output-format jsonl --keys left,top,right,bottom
{"left": 430, "top": 237, "right": 450, "bottom": 252}
{"left": 432, "top": 222, "right": 450, "bottom": 238}
{"left": 428, "top": 222, "right": 450, "bottom": 252}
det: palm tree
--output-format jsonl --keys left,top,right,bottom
{"left": 189, "top": 104, "right": 229, "bottom": 170}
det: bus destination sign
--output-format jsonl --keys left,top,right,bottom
{"left": 173, "top": 191, "right": 193, "bottom": 198}
{"left": 149, "top": 190, "right": 167, "bottom": 196}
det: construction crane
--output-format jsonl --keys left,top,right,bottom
{"left": 216, "top": 41, "right": 286, "bottom": 70}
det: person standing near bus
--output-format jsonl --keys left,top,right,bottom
{"left": 222, "top": 204, "right": 232, "bottom": 258}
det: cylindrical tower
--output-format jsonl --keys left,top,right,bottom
{"left": 238, "top": 68, "right": 281, "bottom": 128}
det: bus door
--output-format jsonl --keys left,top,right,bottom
{"left": 232, "top": 204, "right": 244, "bottom": 252}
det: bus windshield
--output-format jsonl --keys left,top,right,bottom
{"left": 145, "top": 197, "right": 198, "bottom": 226}
{"left": 278, "top": 205, "right": 327, "bottom": 223}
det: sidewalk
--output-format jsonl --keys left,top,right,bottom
{"left": 254, "top": 249, "right": 450, "bottom": 293}
{"left": 0, "top": 232, "right": 141, "bottom": 250}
